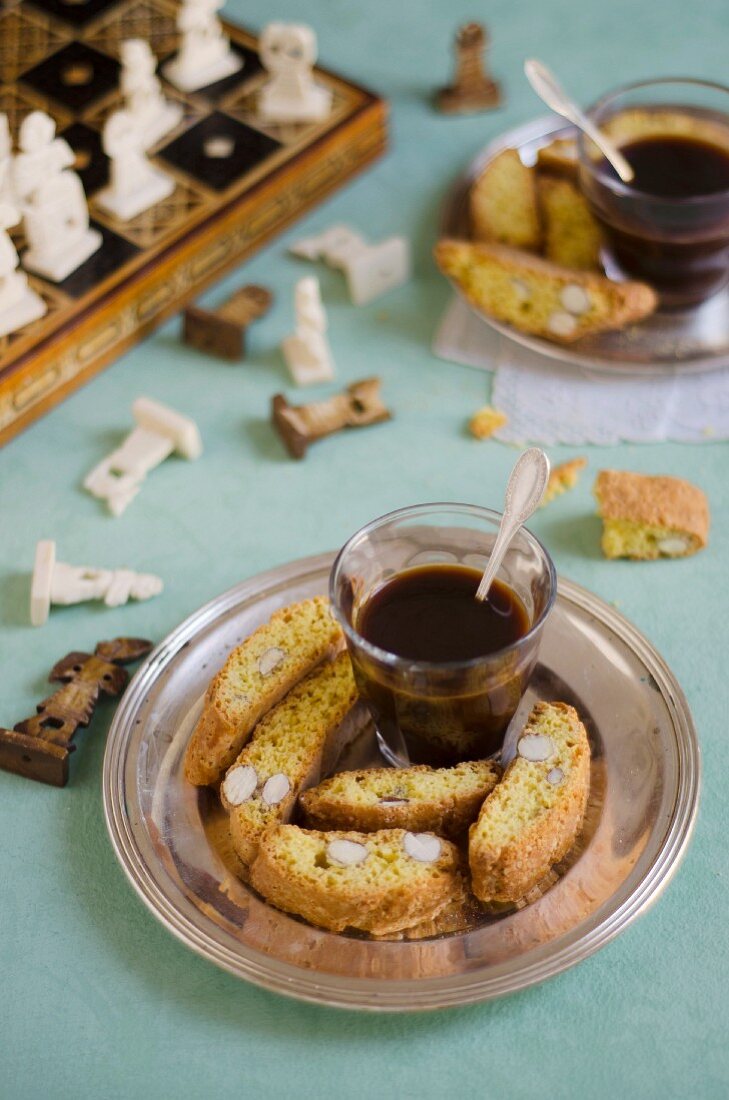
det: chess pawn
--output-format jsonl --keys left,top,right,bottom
{"left": 120, "top": 38, "right": 182, "bottom": 148}
{"left": 164, "top": 0, "right": 242, "bottom": 93}
{"left": 258, "top": 23, "right": 332, "bottom": 124}
{"left": 0, "top": 196, "right": 46, "bottom": 338}
{"left": 436, "top": 22, "right": 501, "bottom": 114}
{"left": 15, "top": 111, "right": 101, "bottom": 283}
{"left": 97, "top": 109, "right": 174, "bottom": 221}
{"left": 282, "top": 276, "right": 334, "bottom": 385}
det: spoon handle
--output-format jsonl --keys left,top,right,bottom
{"left": 475, "top": 448, "right": 550, "bottom": 602}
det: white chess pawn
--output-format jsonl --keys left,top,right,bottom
{"left": 259, "top": 23, "right": 332, "bottom": 124}
{"left": 282, "top": 276, "right": 334, "bottom": 386}
{"left": 120, "top": 39, "right": 182, "bottom": 148}
{"left": 0, "top": 194, "right": 46, "bottom": 338}
{"left": 15, "top": 111, "right": 101, "bottom": 283}
{"left": 97, "top": 108, "right": 174, "bottom": 221}
{"left": 164, "top": 0, "right": 242, "bottom": 92}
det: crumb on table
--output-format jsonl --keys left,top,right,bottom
{"left": 541, "top": 456, "right": 588, "bottom": 505}
{"left": 469, "top": 405, "right": 508, "bottom": 439}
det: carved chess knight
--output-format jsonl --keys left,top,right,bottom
{"left": 120, "top": 38, "right": 183, "bottom": 148}
{"left": 97, "top": 108, "right": 175, "bottom": 221}
{"left": 258, "top": 23, "right": 332, "bottom": 124}
{"left": 0, "top": 188, "right": 46, "bottom": 338}
{"left": 14, "top": 111, "right": 101, "bottom": 282}
{"left": 164, "top": 0, "right": 242, "bottom": 92}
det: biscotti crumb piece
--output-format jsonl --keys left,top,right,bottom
{"left": 541, "top": 456, "right": 588, "bottom": 506}
{"left": 250, "top": 824, "right": 463, "bottom": 935}
{"left": 538, "top": 176, "right": 602, "bottom": 271}
{"left": 594, "top": 470, "right": 709, "bottom": 559}
{"left": 469, "top": 405, "right": 508, "bottom": 439}
{"left": 184, "top": 596, "right": 343, "bottom": 786}
{"left": 223, "top": 652, "right": 359, "bottom": 865}
{"left": 434, "top": 239, "right": 656, "bottom": 344}
{"left": 469, "top": 701, "right": 590, "bottom": 904}
{"left": 469, "top": 149, "right": 541, "bottom": 250}
{"left": 300, "top": 760, "right": 501, "bottom": 838}
{"left": 536, "top": 137, "right": 579, "bottom": 179}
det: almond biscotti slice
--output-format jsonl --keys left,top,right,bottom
{"left": 250, "top": 824, "right": 463, "bottom": 935}
{"left": 222, "top": 652, "right": 360, "bottom": 865}
{"left": 536, "top": 137, "right": 579, "bottom": 180}
{"left": 538, "top": 176, "right": 603, "bottom": 271}
{"left": 434, "top": 239, "right": 656, "bottom": 344}
{"left": 469, "top": 702, "right": 590, "bottom": 904}
{"left": 300, "top": 760, "right": 501, "bottom": 839}
{"left": 469, "top": 149, "right": 542, "bottom": 250}
{"left": 594, "top": 470, "right": 709, "bottom": 559}
{"left": 184, "top": 596, "right": 343, "bottom": 786}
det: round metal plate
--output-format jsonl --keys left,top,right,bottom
{"left": 103, "top": 552, "right": 700, "bottom": 1011}
{"left": 439, "top": 115, "right": 729, "bottom": 376}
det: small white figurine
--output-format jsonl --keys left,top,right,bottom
{"left": 164, "top": 0, "right": 242, "bottom": 92}
{"left": 290, "top": 224, "right": 410, "bottom": 306}
{"left": 84, "top": 396, "right": 203, "bottom": 516}
{"left": 14, "top": 111, "right": 101, "bottom": 283}
{"left": 97, "top": 108, "right": 174, "bottom": 221}
{"left": 282, "top": 276, "right": 334, "bottom": 386}
{"left": 30, "top": 539, "right": 163, "bottom": 627}
{"left": 0, "top": 193, "right": 46, "bottom": 338}
{"left": 120, "top": 39, "right": 183, "bottom": 148}
{"left": 258, "top": 23, "right": 332, "bottom": 124}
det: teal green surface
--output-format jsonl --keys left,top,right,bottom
{"left": 1, "top": 0, "right": 728, "bottom": 1096}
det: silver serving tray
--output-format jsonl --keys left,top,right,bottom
{"left": 103, "top": 552, "right": 700, "bottom": 1011}
{"left": 439, "top": 115, "right": 729, "bottom": 376}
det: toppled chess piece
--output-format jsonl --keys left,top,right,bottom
{"left": 0, "top": 194, "right": 46, "bottom": 338}
{"left": 282, "top": 276, "right": 334, "bottom": 385}
{"left": 84, "top": 396, "right": 203, "bottom": 516}
{"left": 436, "top": 23, "right": 501, "bottom": 114}
{"left": 183, "top": 284, "right": 273, "bottom": 360}
{"left": 121, "top": 38, "right": 183, "bottom": 149}
{"left": 272, "top": 377, "right": 391, "bottom": 459}
{"left": 290, "top": 224, "right": 410, "bottom": 306}
{"left": 14, "top": 111, "right": 101, "bottom": 282}
{"left": 30, "top": 539, "right": 163, "bottom": 627}
{"left": 258, "top": 23, "right": 332, "bottom": 124}
{"left": 0, "top": 637, "right": 153, "bottom": 787}
{"left": 164, "top": 0, "right": 242, "bottom": 92}
{"left": 97, "top": 108, "right": 175, "bottom": 221}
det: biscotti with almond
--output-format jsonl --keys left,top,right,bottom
{"left": 469, "top": 701, "right": 590, "bottom": 904}
{"left": 434, "top": 239, "right": 657, "bottom": 344}
{"left": 536, "top": 136, "right": 579, "bottom": 179}
{"left": 538, "top": 176, "right": 602, "bottom": 271}
{"left": 222, "top": 652, "right": 360, "bottom": 865}
{"left": 594, "top": 470, "right": 709, "bottom": 559}
{"left": 250, "top": 824, "right": 463, "bottom": 935}
{"left": 184, "top": 596, "right": 343, "bottom": 786}
{"left": 300, "top": 760, "right": 501, "bottom": 838}
{"left": 469, "top": 149, "right": 542, "bottom": 250}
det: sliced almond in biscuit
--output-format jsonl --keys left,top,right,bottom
{"left": 518, "top": 734, "right": 554, "bottom": 762}
{"left": 560, "top": 284, "right": 591, "bottom": 315}
{"left": 261, "top": 773, "right": 290, "bottom": 805}
{"left": 547, "top": 310, "right": 578, "bottom": 337}
{"left": 327, "top": 839, "right": 368, "bottom": 866}
{"left": 403, "top": 832, "right": 442, "bottom": 863}
{"left": 258, "top": 646, "right": 286, "bottom": 676}
{"left": 223, "top": 765, "right": 258, "bottom": 805}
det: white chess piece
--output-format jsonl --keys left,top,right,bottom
{"left": 290, "top": 224, "right": 410, "bottom": 305}
{"left": 0, "top": 114, "right": 15, "bottom": 206}
{"left": 120, "top": 39, "right": 183, "bottom": 148}
{"left": 259, "top": 23, "right": 332, "bottom": 124}
{"left": 282, "top": 276, "right": 334, "bottom": 386}
{"left": 164, "top": 0, "right": 242, "bottom": 92}
{"left": 0, "top": 194, "right": 46, "bottom": 338}
{"left": 84, "top": 396, "right": 203, "bottom": 516}
{"left": 14, "top": 111, "right": 101, "bottom": 283}
{"left": 97, "top": 108, "right": 174, "bottom": 221}
{"left": 30, "top": 539, "right": 163, "bottom": 626}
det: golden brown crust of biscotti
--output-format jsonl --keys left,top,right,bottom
{"left": 250, "top": 825, "right": 463, "bottom": 935}
{"left": 223, "top": 653, "right": 359, "bottom": 866}
{"left": 537, "top": 175, "right": 602, "bottom": 271}
{"left": 469, "top": 702, "right": 590, "bottom": 904}
{"left": 469, "top": 149, "right": 542, "bottom": 250}
{"left": 299, "top": 761, "right": 502, "bottom": 838}
{"left": 594, "top": 470, "right": 709, "bottom": 541}
{"left": 536, "top": 137, "right": 579, "bottom": 179}
{"left": 434, "top": 239, "right": 657, "bottom": 344}
{"left": 184, "top": 596, "right": 343, "bottom": 787}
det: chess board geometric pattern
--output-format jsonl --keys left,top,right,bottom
{"left": 0, "top": 0, "right": 387, "bottom": 445}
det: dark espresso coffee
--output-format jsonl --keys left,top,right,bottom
{"left": 621, "top": 135, "right": 729, "bottom": 197}
{"left": 352, "top": 565, "right": 532, "bottom": 765}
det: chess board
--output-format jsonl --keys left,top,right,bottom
{"left": 0, "top": 0, "right": 388, "bottom": 447}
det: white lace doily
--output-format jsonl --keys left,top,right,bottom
{"left": 433, "top": 296, "right": 729, "bottom": 445}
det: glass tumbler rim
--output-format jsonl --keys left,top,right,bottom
{"left": 329, "top": 501, "right": 557, "bottom": 675}
{"left": 578, "top": 75, "right": 729, "bottom": 207}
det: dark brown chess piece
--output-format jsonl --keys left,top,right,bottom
{"left": 272, "top": 377, "right": 392, "bottom": 459}
{"left": 0, "top": 637, "right": 153, "bottom": 787}
{"left": 437, "top": 23, "right": 502, "bottom": 114}
{"left": 183, "top": 284, "right": 273, "bottom": 360}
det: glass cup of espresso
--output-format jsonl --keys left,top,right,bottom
{"left": 578, "top": 78, "right": 729, "bottom": 309}
{"left": 330, "top": 503, "right": 556, "bottom": 767}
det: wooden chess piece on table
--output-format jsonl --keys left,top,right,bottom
{"left": 164, "top": 0, "right": 243, "bottom": 92}
{"left": 272, "top": 378, "right": 392, "bottom": 459}
{"left": 183, "top": 284, "right": 272, "bottom": 360}
{"left": 436, "top": 23, "right": 502, "bottom": 114}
